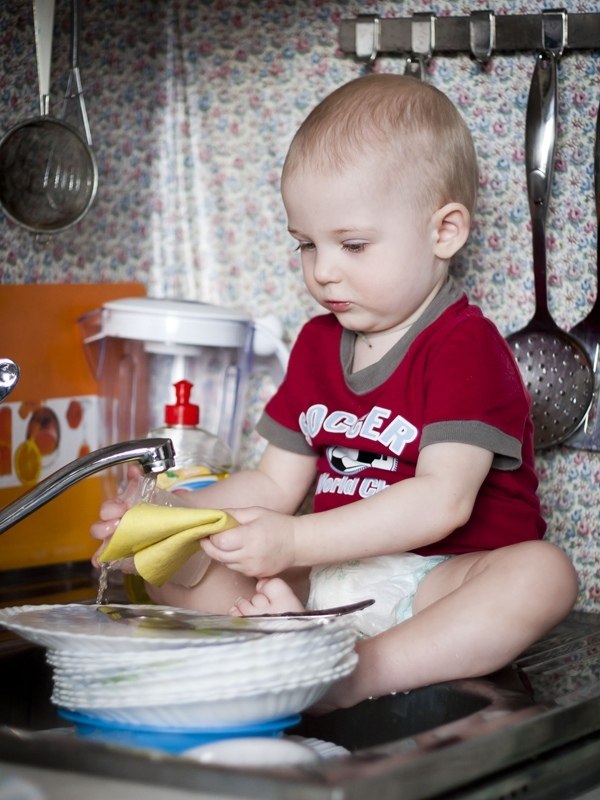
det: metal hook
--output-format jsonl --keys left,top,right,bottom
{"left": 541, "top": 8, "right": 568, "bottom": 59}
{"left": 406, "top": 12, "right": 435, "bottom": 80}
{"left": 469, "top": 10, "right": 496, "bottom": 66}
{"left": 355, "top": 14, "right": 380, "bottom": 68}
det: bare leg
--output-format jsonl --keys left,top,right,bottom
{"left": 146, "top": 559, "right": 257, "bottom": 613}
{"left": 145, "top": 563, "right": 310, "bottom": 615}
{"left": 314, "top": 540, "right": 578, "bottom": 712}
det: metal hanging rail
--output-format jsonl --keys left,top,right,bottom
{"left": 338, "top": 10, "right": 600, "bottom": 66}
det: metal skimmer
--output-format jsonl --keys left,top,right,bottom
{"left": 506, "top": 12, "right": 593, "bottom": 449}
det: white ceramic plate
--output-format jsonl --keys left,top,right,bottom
{"left": 50, "top": 647, "right": 357, "bottom": 707}
{"left": 0, "top": 604, "right": 352, "bottom": 653}
{"left": 52, "top": 652, "right": 358, "bottom": 708}
{"left": 55, "top": 653, "right": 358, "bottom": 727}
{"left": 47, "top": 634, "right": 356, "bottom": 694}
{"left": 46, "top": 628, "right": 356, "bottom": 677}
{"left": 50, "top": 652, "right": 357, "bottom": 700}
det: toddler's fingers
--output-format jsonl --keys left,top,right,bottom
{"left": 98, "top": 497, "right": 128, "bottom": 522}
{"left": 96, "top": 474, "right": 142, "bottom": 526}
{"left": 90, "top": 517, "right": 119, "bottom": 541}
{"left": 92, "top": 545, "right": 136, "bottom": 575}
{"left": 206, "top": 528, "right": 243, "bottom": 551}
{"left": 201, "top": 538, "right": 228, "bottom": 562}
{"left": 125, "top": 464, "right": 143, "bottom": 481}
{"left": 229, "top": 596, "right": 256, "bottom": 616}
{"left": 91, "top": 544, "right": 104, "bottom": 568}
{"left": 230, "top": 592, "right": 272, "bottom": 616}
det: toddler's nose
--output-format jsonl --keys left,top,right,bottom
{"left": 313, "top": 253, "right": 340, "bottom": 284}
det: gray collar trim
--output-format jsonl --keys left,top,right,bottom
{"left": 341, "top": 277, "right": 464, "bottom": 394}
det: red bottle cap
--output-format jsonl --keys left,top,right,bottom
{"left": 164, "top": 380, "right": 200, "bottom": 426}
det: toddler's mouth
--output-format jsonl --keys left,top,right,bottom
{"left": 325, "top": 300, "right": 352, "bottom": 313}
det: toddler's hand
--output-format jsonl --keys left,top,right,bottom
{"left": 202, "top": 506, "right": 297, "bottom": 578}
{"left": 90, "top": 470, "right": 142, "bottom": 571}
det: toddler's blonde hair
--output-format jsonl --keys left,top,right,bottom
{"left": 282, "top": 74, "right": 478, "bottom": 216}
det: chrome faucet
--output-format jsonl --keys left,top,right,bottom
{"left": 0, "top": 359, "right": 19, "bottom": 403}
{"left": 0, "top": 438, "right": 176, "bottom": 535}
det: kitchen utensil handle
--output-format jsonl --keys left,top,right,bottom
{"left": 526, "top": 52, "right": 557, "bottom": 219}
{"left": 63, "top": 0, "right": 93, "bottom": 146}
{"left": 526, "top": 50, "right": 557, "bottom": 322}
{"left": 246, "top": 598, "right": 376, "bottom": 618}
{"left": 32, "top": 0, "right": 55, "bottom": 116}
{"left": 592, "top": 103, "right": 600, "bottom": 316}
{"left": 70, "top": 0, "right": 80, "bottom": 68}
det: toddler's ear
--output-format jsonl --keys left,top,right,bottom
{"left": 431, "top": 203, "right": 470, "bottom": 259}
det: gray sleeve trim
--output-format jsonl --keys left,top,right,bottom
{"left": 420, "top": 420, "right": 522, "bottom": 470}
{"left": 255, "top": 413, "right": 315, "bottom": 456}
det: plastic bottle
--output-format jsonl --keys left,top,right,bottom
{"left": 149, "top": 380, "right": 232, "bottom": 493}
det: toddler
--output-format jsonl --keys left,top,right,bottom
{"left": 93, "top": 74, "right": 578, "bottom": 711}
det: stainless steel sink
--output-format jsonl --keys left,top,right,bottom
{"left": 0, "top": 611, "right": 599, "bottom": 799}
{"left": 292, "top": 679, "right": 505, "bottom": 750}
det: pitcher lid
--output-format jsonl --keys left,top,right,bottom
{"left": 85, "top": 297, "right": 253, "bottom": 348}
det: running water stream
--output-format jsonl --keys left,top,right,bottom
{"left": 96, "top": 562, "right": 111, "bottom": 605}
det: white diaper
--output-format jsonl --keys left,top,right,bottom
{"left": 308, "top": 553, "right": 450, "bottom": 637}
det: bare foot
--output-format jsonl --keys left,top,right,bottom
{"left": 230, "top": 577, "right": 305, "bottom": 616}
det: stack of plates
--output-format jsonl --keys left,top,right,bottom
{"left": 0, "top": 604, "right": 358, "bottom": 730}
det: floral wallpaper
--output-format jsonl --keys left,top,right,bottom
{"left": 0, "top": 0, "right": 599, "bottom": 610}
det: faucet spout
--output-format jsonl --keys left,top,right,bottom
{"left": 0, "top": 359, "right": 20, "bottom": 403}
{"left": 0, "top": 438, "right": 176, "bottom": 536}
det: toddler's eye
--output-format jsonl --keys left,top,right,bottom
{"left": 342, "top": 242, "right": 367, "bottom": 253}
{"left": 294, "top": 242, "right": 315, "bottom": 252}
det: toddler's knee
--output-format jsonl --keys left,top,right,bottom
{"left": 523, "top": 540, "right": 579, "bottom": 616}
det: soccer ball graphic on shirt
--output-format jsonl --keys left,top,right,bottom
{"left": 326, "top": 445, "right": 398, "bottom": 476}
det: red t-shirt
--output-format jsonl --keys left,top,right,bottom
{"left": 257, "top": 279, "right": 545, "bottom": 555}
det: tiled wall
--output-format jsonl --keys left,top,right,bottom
{"left": 1, "top": 0, "right": 599, "bottom": 610}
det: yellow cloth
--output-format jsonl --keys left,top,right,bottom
{"left": 99, "top": 504, "right": 237, "bottom": 587}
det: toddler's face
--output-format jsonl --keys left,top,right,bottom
{"left": 281, "top": 158, "right": 448, "bottom": 335}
